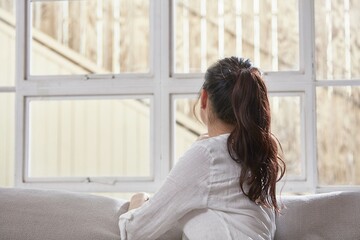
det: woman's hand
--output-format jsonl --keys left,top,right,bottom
{"left": 128, "top": 192, "right": 150, "bottom": 211}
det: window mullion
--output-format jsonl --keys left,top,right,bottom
{"left": 298, "top": 0, "right": 318, "bottom": 192}
{"left": 15, "top": 0, "right": 28, "bottom": 187}
{"left": 158, "top": 0, "right": 172, "bottom": 184}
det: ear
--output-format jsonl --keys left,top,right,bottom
{"left": 200, "top": 89, "right": 208, "bottom": 109}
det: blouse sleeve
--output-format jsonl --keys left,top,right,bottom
{"left": 118, "top": 143, "right": 211, "bottom": 240}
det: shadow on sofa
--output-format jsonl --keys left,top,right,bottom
{"left": 0, "top": 188, "right": 359, "bottom": 240}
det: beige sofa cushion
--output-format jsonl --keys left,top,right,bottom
{"left": 275, "top": 191, "right": 360, "bottom": 240}
{"left": 0, "top": 188, "right": 128, "bottom": 240}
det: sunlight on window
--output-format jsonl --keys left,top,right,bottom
{"left": 317, "top": 86, "right": 360, "bottom": 185}
{"left": 0, "top": 0, "right": 15, "bottom": 86}
{"left": 270, "top": 95, "right": 303, "bottom": 179}
{"left": 174, "top": 0, "right": 299, "bottom": 73}
{"left": 173, "top": 97, "right": 206, "bottom": 163}
{"left": 30, "top": 0, "right": 150, "bottom": 75}
{"left": 315, "top": 0, "right": 360, "bottom": 80}
{"left": 28, "top": 98, "right": 151, "bottom": 178}
{"left": 0, "top": 93, "right": 15, "bottom": 187}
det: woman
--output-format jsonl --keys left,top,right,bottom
{"left": 119, "top": 57, "right": 285, "bottom": 240}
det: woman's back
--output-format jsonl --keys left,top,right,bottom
{"left": 180, "top": 134, "right": 275, "bottom": 240}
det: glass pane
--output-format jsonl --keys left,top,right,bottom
{"left": 0, "top": 0, "right": 14, "bottom": 14}
{"left": 174, "top": 0, "right": 299, "bottom": 73}
{"left": 317, "top": 87, "right": 360, "bottom": 185}
{"left": 0, "top": 93, "right": 15, "bottom": 187}
{"left": 270, "top": 95, "right": 302, "bottom": 178}
{"left": 28, "top": 98, "right": 151, "bottom": 178}
{"left": 315, "top": 0, "right": 360, "bottom": 80}
{"left": 174, "top": 95, "right": 303, "bottom": 178}
{"left": 0, "top": 0, "right": 15, "bottom": 86}
{"left": 31, "top": 0, "right": 149, "bottom": 75}
{"left": 173, "top": 97, "right": 206, "bottom": 162}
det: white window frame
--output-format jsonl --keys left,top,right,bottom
{"left": 15, "top": 0, "right": 164, "bottom": 193}
{"left": 14, "top": 0, "right": 360, "bottom": 193}
{"left": 24, "top": 95, "right": 155, "bottom": 181}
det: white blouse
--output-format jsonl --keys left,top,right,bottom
{"left": 119, "top": 134, "right": 276, "bottom": 240}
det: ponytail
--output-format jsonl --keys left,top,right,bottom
{"left": 228, "top": 67, "right": 285, "bottom": 212}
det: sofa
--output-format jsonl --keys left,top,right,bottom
{"left": 0, "top": 188, "right": 359, "bottom": 240}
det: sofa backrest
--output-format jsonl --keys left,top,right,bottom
{"left": 275, "top": 191, "right": 360, "bottom": 240}
{"left": 1, "top": 188, "right": 359, "bottom": 240}
{"left": 0, "top": 188, "right": 128, "bottom": 240}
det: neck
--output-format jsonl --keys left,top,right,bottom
{"left": 207, "top": 119, "right": 234, "bottom": 137}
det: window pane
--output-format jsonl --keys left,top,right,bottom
{"left": 0, "top": 93, "right": 15, "bottom": 187}
{"left": 317, "top": 87, "right": 360, "bottom": 185}
{"left": 173, "top": 97, "right": 206, "bottom": 162}
{"left": 28, "top": 98, "right": 151, "bottom": 178}
{"left": 270, "top": 95, "right": 303, "bottom": 179}
{"left": 0, "top": 0, "right": 15, "bottom": 86}
{"left": 174, "top": 0, "right": 299, "bottom": 73}
{"left": 31, "top": 0, "right": 149, "bottom": 75}
{"left": 315, "top": 0, "right": 360, "bottom": 80}
{"left": 173, "top": 95, "right": 303, "bottom": 179}
{"left": 0, "top": 0, "right": 14, "bottom": 13}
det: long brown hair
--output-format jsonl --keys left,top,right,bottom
{"left": 202, "top": 57, "right": 285, "bottom": 212}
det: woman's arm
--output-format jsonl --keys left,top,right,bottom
{"left": 118, "top": 143, "right": 211, "bottom": 240}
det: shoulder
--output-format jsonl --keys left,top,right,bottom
{"left": 180, "top": 140, "right": 212, "bottom": 162}
{"left": 193, "top": 134, "right": 230, "bottom": 156}
{"left": 175, "top": 134, "right": 230, "bottom": 169}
